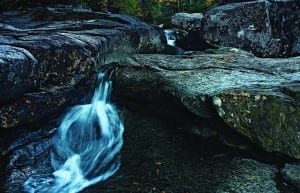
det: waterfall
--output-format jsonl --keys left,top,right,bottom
{"left": 164, "top": 29, "right": 184, "bottom": 55}
{"left": 164, "top": 29, "right": 176, "bottom": 47}
{"left": 23, "top": 70, "right": 124, "bottom": 193}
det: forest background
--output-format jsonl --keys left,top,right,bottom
{"left": 0, "top": 0, "right": 254, "bottom": 24}
{"left": 77, "top": 0, "right": 218, "bottom": 24}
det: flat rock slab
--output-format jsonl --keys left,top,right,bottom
{"left": 113, "top": 48, "right": 300, "bottom": 159}
{"left": 0, "top": 6, "right": 165, "bottom": 128}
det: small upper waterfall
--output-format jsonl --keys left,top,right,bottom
{"left": 23, "top": 70, "right": 124, "bottom": 193}
{"left": 164, "top": 29, "right": 184, "bottom": 55}
{"left": 164, "top": 29, "right": 176, "bottom": 47}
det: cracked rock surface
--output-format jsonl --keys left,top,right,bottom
{"left": 113, "top": 47, "right": 300, "bottom": 159}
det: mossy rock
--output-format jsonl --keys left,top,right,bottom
{"left": 214, "top": 92, "right": 300, "bottom": 158}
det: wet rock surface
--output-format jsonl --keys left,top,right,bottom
{"left": 0, "top": 6, "right": 166, "bottom": 129}
{"left": 113, "top": 48, "right": 300, "bottom": 159}
{"left": 0, "top": 118, "right": 57, "bottom": 192}
{"left": 202, "top": 0, "right": 300, "bottom": 57}
{"left": 2, "top": 110, "right": 295, "bottom": 193}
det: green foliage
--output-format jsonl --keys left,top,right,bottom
{"left": 112, "top": 0, "right": 141, "bottom": 16}
{"left": 183, "top": 0, "right": 217, "bottom": 13}
{"left": 138, "top": 0, "right": 164, "bottom": 23}
{"left": 76, "top": 0, "right": 100, "bottom": 10}
{"left": 76, "top": 0, "right": 218, "bottom": 24}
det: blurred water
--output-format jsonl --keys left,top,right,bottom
{"left": 24, "top": 71, "right": 124, "bottom": 193}
{"left": 164, "top": 29, "right": 176, "bottom": 47}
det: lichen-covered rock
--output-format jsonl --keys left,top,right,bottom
{"left": 202, "top": 0, "right": 300, "bottom": 57}
{"left": 281, "top": 163, "right": 300, "bottom": 191}
{"left": 0, "top": 6, "right": 166, "bottom": 128}
{"left": 113, "top": 48, "right": 300, "bottom": 158}
{"left": 0, "top": 75, "right": 96, "bottom": 128}
{"left": 214, "top": 92, "right": 300, "bottom": 159}
{"left": 0, "top": 45, "right": 38, "bottom": 101}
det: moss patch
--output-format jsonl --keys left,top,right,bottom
{"left": 215, "top": 91, "right": 300, "bottom": 159}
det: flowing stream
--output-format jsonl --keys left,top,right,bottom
{"left": 23, "top": 71, "right": 124, "bottom": 193}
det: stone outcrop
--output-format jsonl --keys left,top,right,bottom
{"left": 112, "top": 48, "right": 300, "bottom": 159}
{"left": 171, "top": 13, "right": 203, "bottom": 31}
{"left": 202, "top": 0, "right": 300, "bottom": 57}
{"left": 0, "top": 6, "right": 166, "bottom": 129}
{"left": 168, "top": 12, "right": 208, "bottom": 51}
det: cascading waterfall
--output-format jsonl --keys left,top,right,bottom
{"left": 164, "top": 29, "right": 184, "bottom": 55}
{"left": 164, "top": 29, "right": 176, "bottom": 47}
{"left": 23, "top": 70, "right": 124, "bottom": 193}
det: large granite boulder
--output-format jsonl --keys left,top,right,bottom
{"left": 0, "top": 6, "right": 166, "bottom": 129}
{"left": 202, "top": 0, "right": 300, "bottom": 57}
{"left": 112, "top": 48, "right": 300, "bottom": 159}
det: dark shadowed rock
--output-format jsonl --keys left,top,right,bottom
{"left": 169, "top": 12, "right": 209, "bottom": 51}
{"left": 202, "top": 0, "right": 300, "bottom": 57}
{"left": 2, "top": 123, "right": 57, "bottom": 193}
{"left": 0, "top": 75, "right": 96, "bottom": 128}
{"left": 213, "top": 158, "right": 278, "bottom": 193}
{"left": 2, "top": 110, "right": 281, "bottom": 193}
{"left": 0, "top": 45, "right": 38, "bottom": 101}
{"left": 0, "top": 0, "right": 76, "bottom": 11}
{"left": 0, "top": 6, "right": 166, "bottom": 129}
{"left": 282, "top": 163, "right": 300, "bottom": 191}
{"left": 113, "top": 48, "right": 300, "bottom": 158}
